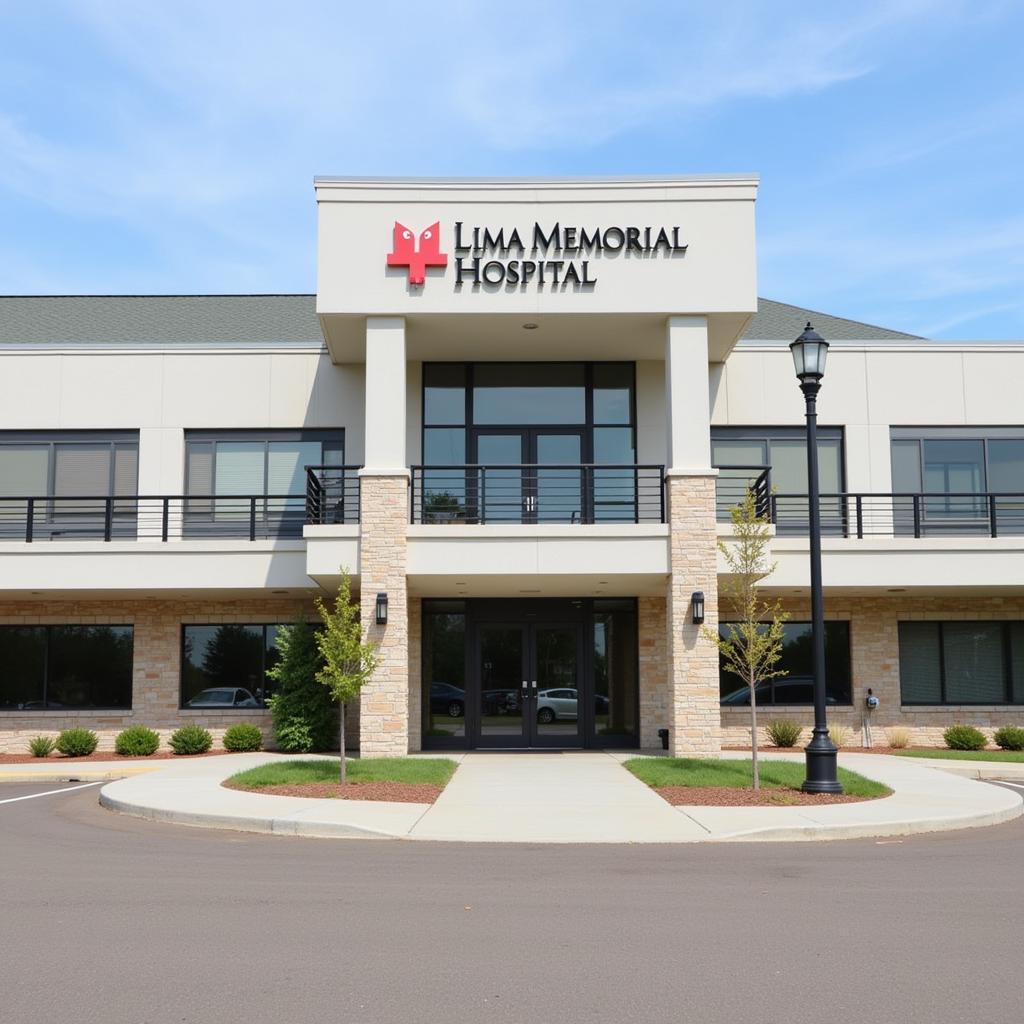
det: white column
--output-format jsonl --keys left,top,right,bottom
{"left": 363, "top": 317, "right": 407, "bottom": 472}
{"left": 665, "top": 315, "right": 712, "bottom": 473}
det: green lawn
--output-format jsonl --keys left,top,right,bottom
{"left": 895, "top": 749, "right": 1024, "bottom": 763}
{"left": 227, "top": 757, "right": 458, "bottom": 788}
{"left": 624, "top": 757, "right": 891, "bottom": 798}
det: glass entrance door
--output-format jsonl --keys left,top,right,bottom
{"left": 474, "top": 620, "right": 583, "bottom": 747}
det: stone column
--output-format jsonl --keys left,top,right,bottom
{"left": 358, "top": 317, "right": 411, "bottom": 756}
{"left": 664, "top": 315, "right": 721, "bottom": 756}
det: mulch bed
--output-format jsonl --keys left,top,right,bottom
{"left": 0, "top": 750, "right": 238, "bottom": 764}
{"left": 656, "top": 786, "right": 882, "bottom": 807}
{"left": 724, "top": 746, "right": 907, "bottom": 755}
{"left": 223, "top": 781, "right": 444, "bottom": 804}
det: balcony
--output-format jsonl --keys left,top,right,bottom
{"left": 410, "top": 464, "right": 666, "bottom": 525}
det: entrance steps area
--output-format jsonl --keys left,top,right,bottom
{"left": 76, "top": 749, "right": 1024, "bottom": 844}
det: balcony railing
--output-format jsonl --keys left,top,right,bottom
{"left": 0, "top": 495, "right": 317, "bottom": 542}
{"left": 716, "top": 473, "right": 1024, "bottom": 538}
{"left": 411, "top": 464, "right": 666, "bottom": 525}
{"left": 304, "top": 465, "right": 362, "bottom": 525}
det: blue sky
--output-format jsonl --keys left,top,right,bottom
{"left": 1, "top": 1, "right": 1022, "bottom": 339}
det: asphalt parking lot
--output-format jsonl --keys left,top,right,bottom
{"left": 1, "top": 778, "right": 1022, "bottom": 1024}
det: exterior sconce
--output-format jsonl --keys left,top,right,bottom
{"left": 375, "top": 592, "right": 388, "bottom": 625}
{"left": 691, "top": 591, "right": 705, "bottom": 625}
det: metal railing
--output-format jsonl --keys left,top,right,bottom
{"left": 715, "top": 465, "right": 772, "bottom": 521}
{"left": 304, "top": 465, "right": 361, "bottom": 525}
{"left": 411, "top": 464, "right": 666, "bottom": 524}
{"left": 0, "top": 494, "right": 317, "bottom": 542}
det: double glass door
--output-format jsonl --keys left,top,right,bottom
{"left": 475, "top": 429, "right": 584, "bottom": 523}
{"left": 475, "top": 621, "right": 583, "bottom": 747}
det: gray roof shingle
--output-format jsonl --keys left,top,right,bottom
{"left": 0, "top": 294, "right": 921, "bottom": 345}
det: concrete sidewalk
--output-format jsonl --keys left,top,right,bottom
{"left": 84, "top": 749, "right": 1023, "bottom": 844}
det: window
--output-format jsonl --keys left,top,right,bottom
{"left": 592, "top": 598, "right": 638, "bottom": 737}
{"left": 180, "top": 624, "right": 284, "bottom": 709}
{"left": 899, "top": 621, "right": 1024, "bottom": 705}
{"left": 0, "top": 625, "right": 133, "bottom": 710}
{"left": 711, "top": 428, "right": 844, "bottom": 533}
{"left": 890, "top": 429, "right": 1024, "bottom": 535}
{"left": 184, "top": 431, "right": 343, "bottom": 538}
{"left": 718, "top": 621, "right": 852, "bottom": 706}
{"left": 0, "top": 431, "right": 138, "bottom": 539}
{"left": 422, "top": 602, "right": 467, "bottom": 740}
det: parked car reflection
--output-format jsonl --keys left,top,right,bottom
{"left": 185, "top": 687, "right": 260, "bottom": 708}
{"left": 536, "top": 688, "right": 610, "bottom": 723}
{"left": 429, "top": 682, "right": 465, "bottom": 718}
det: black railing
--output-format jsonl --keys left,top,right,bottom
{"left": 715, "top": 465, "right": 772, "bottom": 521}
{"left": 304, "top": 465, "right": 361, "bottom": 525}
{"left": 0, "top": 495, "right": 320, "bottom": 542}
{"left": 411, "top": 464, "right": 666, "bottom": 525}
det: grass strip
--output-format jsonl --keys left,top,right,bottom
{"left": 228, "top": 757, "right": 458, "bottom": 789}
{"left": 624, "top": 757, "right": 891, "bottom": 798}
{"left": 895, "top": 749, "right": 1024, "bottom": 763}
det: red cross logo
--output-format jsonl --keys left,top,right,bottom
{"left": 386, "top": 221, "right": 448, "bottom": 286}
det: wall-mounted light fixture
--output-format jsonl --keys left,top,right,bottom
{"left": 375, "top": 592, "right": 388, "bottom": 625}
{"left": 690, "top": 591, "right": 705, "bottom": 625}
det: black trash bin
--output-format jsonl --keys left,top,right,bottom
{"left": 657, "top": 728, "right": 669, "bottom": 751}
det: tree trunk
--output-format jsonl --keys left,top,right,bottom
{"left": 749, "top": 669, "right": 760, "bottom": 791}
{"left": 339, "top": 700, "right": 346, "bottom": 785}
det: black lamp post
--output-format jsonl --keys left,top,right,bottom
{"left": 790, "top": 323, "right": 843, "bottom": 794}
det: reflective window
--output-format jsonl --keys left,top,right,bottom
{"left": 718, "top": 621, "right": 851, "bottom": 706}
{"left": 180, "top": 624, "right": 284, "bottom": 708}
{"left": 592, "top": 600, "right": 638, "bottom": 736}
{"left": 473, "top": 363, "right": 585, "bottom": 424}
{"left": 899, "top": 620, "right": 1024, "bottom": 705}
{"left": 0, "top": 625, "right": 133, "bottom": 710}
{"left": 423, "top": 602, "right": 467, "bottom": 740}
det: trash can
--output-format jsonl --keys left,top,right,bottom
{"left": 657, "top": 728, "right": 669, "bottom": 751}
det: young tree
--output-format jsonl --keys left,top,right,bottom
{"left": 705, "top": 488, "right": 789, "bottom": 791}
{"left": 265, "top": 618, "right": 337, "bottom": 753}
{"left": 314, "top": 570, "right": 378, "bottom": 783}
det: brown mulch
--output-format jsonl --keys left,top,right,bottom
{"left": 0, "top": 749, "right": 238, "bottom": 764}
{"left": 656, "top": 786, "right": 882, "bottom": 807}
{"left": 223, "top": 781, "right": 444, "bottom": 804}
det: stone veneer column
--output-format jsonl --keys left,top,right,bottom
{"left": 638, "top": 596, "right": 668, "bottom": 749}
{"left": 358, "top": 473, "right": 410, "bottom": 756}
{"left": 666, "top": 473, "right": 722, "bottom": 755}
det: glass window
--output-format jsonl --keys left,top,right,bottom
{"left": 423, "top": 604, "right": 467, "bottom": 740}
{"left": 0, "top": 625, "right": 132, "bottom": 710}
{"left": 898, "top": 620, "right": 1024, "bottom": 705}
{"left": 923, "top": 439, "right": 985, "bottom": 494}
{"left": 592, "top": 600, "right": 638, "bottom": 736}
{"left": 424, "top": 364, "right": 466, "bottom": 425}
{"left": 891, "top": 439, "right": 922, "bottom": 492}
{"left": 987, "top": 440, "right": 1024, "bottom": 493}
{"left": 181, "top": 624, "right": 283, "bottom": 708}
{"left": 472, "top": 363, "right": 585, "bottom": 424}
{"left": 592, "top": 364, "right": 633, "bottom": 424}
{"left": 719, "top": 621, "right": 851, "bottom": 705}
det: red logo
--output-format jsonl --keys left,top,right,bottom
{"left": 386, "top": 221, "right": 447, "bottom": 286}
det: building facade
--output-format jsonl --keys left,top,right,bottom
{"left": 2, "top": 175, "right": 1023, "bottom": 754}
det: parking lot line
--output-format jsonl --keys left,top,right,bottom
{"left": 0, "top": 780, "right": 105, "bottom": 806}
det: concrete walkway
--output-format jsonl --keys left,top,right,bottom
{"left": 68, "top": 748, "right": 1023, "bottom": 844}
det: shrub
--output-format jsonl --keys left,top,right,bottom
{"left": 223, "top": 723, "right": 263, "bottom": 752}
{"left": 115, "top": 725, "right": 160, "bottom": 757}
{"left": 765, "top": 719, "right": 802, "bottom": 748}
{"left": 55, "top": 728, "right": 99, "bottom": 757}
{"left": 943, "top": 723, "right": 987, "bottom": 751}
{"left": 993, "top": 725, "right": 1024, "bottom": 752}
{"left": 169, "top": 724, "right": 213, "bottom": 755}
{"left": 828, "top": 725, "right": 852, "bottom": 748}
{"left": 266, "top": 619, "right": 337, "bottom": 753}
{"left": 28, "top": 735, "right": 56, "bottom": 758}
{"left": 885, "top": 727, "right": 911, "bottom": 750}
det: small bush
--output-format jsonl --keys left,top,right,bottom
{"left": 266, "top": 619, "right": 337, "bottom": 753}
{"left": 993, "top": 725, "right": 1024, "bottom": 752}
{"left": 29, "top": 735, "right": 56, "bottom": 758}
{"left": 115, "top": 725, "right": 160, "bottom": 757}
{"left": 885, "top": 727, "right": 911, "bottom": 749}
{"left": 765, "top": 719, "right": 802, "bottom": 747}
{"left": 828, "top": 725, "right": 852, "bottom": 748}
{"left": 943, "top": 723, "right": 987, "bottom": 751}
{"left": 169, "top": 724, "right": 213, "bottom": 755}
{"left": 223, "top": 723, "right": 263, "bottom": 752}
{"left": 55, "top": 728, "right": 99, "bottom": 757}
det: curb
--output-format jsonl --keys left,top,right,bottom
{"left": 0, "top": 767, "right": 158, "bottom": 783}
{"left": 905, "top": 761, "right": 1024, "bottom": 781}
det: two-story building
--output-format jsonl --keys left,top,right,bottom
{"left": 2, "top": 175, "right": 1023, "bottom": 754}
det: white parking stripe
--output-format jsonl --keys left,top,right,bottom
{"left": 0, "top": 780, "right": 105, "bottom": 805}
{"left": 992, "top": 780, "right": 1024, "bottom": 790}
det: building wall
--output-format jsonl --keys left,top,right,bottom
{"left": 719, "top": 594, "right": 1024, "bottom": 748}
{"left": 0, "top": 597, "right": 312, "bottom": 753}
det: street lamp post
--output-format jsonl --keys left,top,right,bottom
{"left": 790, "top": 323, "right": 843, "bottom": 794}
